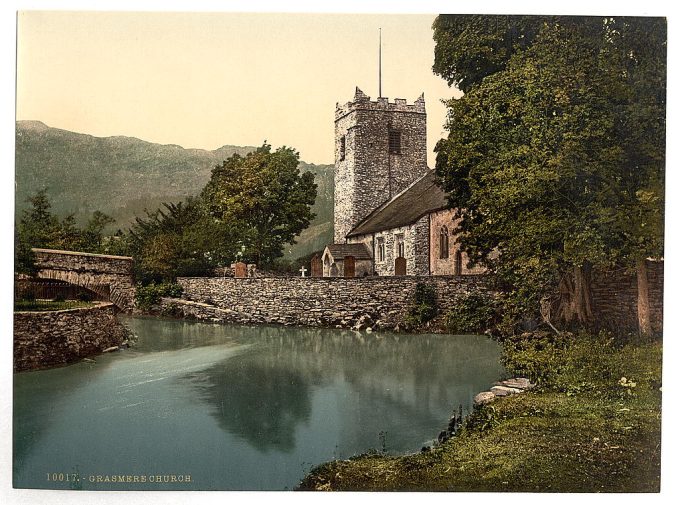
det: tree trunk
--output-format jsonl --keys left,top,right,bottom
{"left": 572, "top": 263, "right": 593, "bottom": 324}
{"left": 556, "top": 264, "right": 593, "bottom": 326}
{"left": 636, "top": 257, "right": 652, "bottom": 336}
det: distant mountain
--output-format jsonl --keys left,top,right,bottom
{"left": 15, "top": 121, "right": 334, "bottom": 259}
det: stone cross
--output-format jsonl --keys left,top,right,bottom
{"left": 299, "top": 266, "right": 308, "bottom": 277}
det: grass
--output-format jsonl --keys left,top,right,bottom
{"left": 14, "top": 299, "right": 97, "bottom": 312}
{"left": 298, "top": 332, "right": 662, "bottom": 492}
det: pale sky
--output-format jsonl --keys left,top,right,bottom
{"left": 16, "top": 11, "right": 461, "bottom": 166}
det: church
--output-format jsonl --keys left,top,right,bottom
{"left": 321, "top": 87, "right": 485, "bottom": 277}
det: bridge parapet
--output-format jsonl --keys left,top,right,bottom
{"left": 32, "top": 248, "right": 135, "bottom": 312}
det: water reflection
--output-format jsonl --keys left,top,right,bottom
{"left": 14, "top": 317, "right": 504, "bottom": 490}
{"left": 173, "top": 324, "right": 503, "bottom": 455}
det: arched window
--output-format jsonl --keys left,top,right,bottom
{"left": 395, "top": 234, "right": 405, "bottom": 258}
{"left": 454, "top": 250, "right": 463, "bottom": 275}
{"left": 439, "top": 226, "right": 449, "bottom": 259}
{"left": 377, "top": 238, "right": 386, "bottom": 262}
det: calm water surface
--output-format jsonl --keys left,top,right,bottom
{"left": 14, "top": 316, "right": 504, "bottom": 490}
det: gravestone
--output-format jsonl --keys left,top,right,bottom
{"left": 395, "top": 256, "right": 407, "bottom": 276}
{"left": 233, "top": 262, "right": 247, "bottom": 278}
{"left": 247, "top": 264, "right": 257, "bottom": 277}
{"left": 311, "top": 254, "right": 323, "bottom": 277}
{"left": 344, "top": 255, "right": 356, "bottom": 278}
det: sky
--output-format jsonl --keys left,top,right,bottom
{"left": 16, "top": 11, "right": 460, "bottom": 166}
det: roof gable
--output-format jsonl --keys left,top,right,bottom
{"left": 324, "top": 243, "right": 372, "bottom": 260}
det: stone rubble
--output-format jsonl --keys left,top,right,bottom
{"left": 474, "top": 377, "right": 536, "bottom": 406}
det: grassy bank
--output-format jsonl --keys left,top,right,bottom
{"left": 14, "top": 299, "right": 96, "bottom": 312}
{"left": 298, "top": 332, "right": 662, "bottom": 492}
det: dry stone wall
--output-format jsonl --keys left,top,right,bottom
{"left": 13, "top": 302, "right": 128, "bottom": 371}
{"left": 172, "top": 275, "right": 492, "bottom": 330}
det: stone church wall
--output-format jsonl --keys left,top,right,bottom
{"left": 348, "top": 216, "right": 430, "bottom": 276}
{"left": 173, "top": 275, "right": 493, "bottom": 330}
{"left": 429, "top": 210, "right": 487, "bottom": 276}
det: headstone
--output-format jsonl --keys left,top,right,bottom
{"left": 344, "top": 255, "right": 355, "bottom": 278}
{"left": 395, "top": 256, "right": 407, "bottom": 275}
{"left": 299, "top": 266, "right": 308, "bottom": 277}
{"left": 311, "top": 254, "right": 323, "bottom": 277}
{"left": 247, "top": 264, "right": 257, "bottom": 277}
{"left": 233, "top": 262, "right": 247, "bottom": 278}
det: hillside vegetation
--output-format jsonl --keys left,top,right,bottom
{"left": 15, "top": 121, "right": 333, "bottom": 258}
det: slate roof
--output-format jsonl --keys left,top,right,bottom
{"left": 346, "top": 170, "right": 449, "bottom": 237}
{"left": 325, "top": 243, "right": 372, "bottom": 260}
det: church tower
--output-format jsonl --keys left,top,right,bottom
{"left": 333, "top": 87, "right": 428, "bottom": 243}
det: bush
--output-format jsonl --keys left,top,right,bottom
{"left": 445, "top": 291, "right": 500, "bottom": 334}
{"left": 135, "top": 282, "right": 184, "bottom": 312}
{"left": 404, "top": 283, "right": 438, "bottom": 329}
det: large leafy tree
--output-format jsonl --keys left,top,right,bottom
{"left": 201, "top": 143, "right": 317, "bottom": 266}
{"left": 433, "top": 16, "right": 665, "bottom": 334}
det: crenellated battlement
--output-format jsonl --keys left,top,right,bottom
{"left": 333, "top": 86, "right": 428, "bottom": 243}
{"left": 335, "top": 87, "right": 425, "bottom": 121}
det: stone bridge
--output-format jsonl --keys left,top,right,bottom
{"left": 32, "top": 248, "right": 135, "bottom": 312}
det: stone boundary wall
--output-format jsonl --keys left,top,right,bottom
{"left": 14, "top": 302, "right": 128, "bottom": 372}
{"left": 32, "top": 248, "right": 135, "bottom": 312}
{"left": 591, "top": 260, "right": 664, "bottom": 333}
{"left": 174, "top": 275, "right": 492, "bottom": 329}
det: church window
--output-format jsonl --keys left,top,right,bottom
{"left": 377, "top": 238, "right": 385, "bottom": 262}
{"left": 388, "top": 130, "right": 402, "bottom": 154}
{"left": 339, "top": 135, "right": 346, "bottom": 161}
{"left": 454, "top": 250, "right": 463, "bottom": 275}
{"left": 439, "top": 226, "right": 449, "bottom": 259}
{"left": 396, "top": 234, "right": 405, "bottom": 258}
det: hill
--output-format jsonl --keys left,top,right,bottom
{"left": 15, "top": 121, "right": 334, "bottom": 259}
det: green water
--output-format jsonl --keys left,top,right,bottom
{"left": 13, "top": 316, "right": 504, "bottom": 491}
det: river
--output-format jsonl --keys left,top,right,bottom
{"left": 13, "top": 315, "right": 504, "bottom": 491}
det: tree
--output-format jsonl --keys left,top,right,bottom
{"left": 433, "top": 16, "right": 665, "bottom": 334}
{"left": 16, "top": 189, "right": 62, "bottom": 250}
{"left": 126, "top": 199, "right": 237, "bottom": 283}
{"left": 15, "top": 189, "right": 118, "bottom": 274}
{"left": 201, "top": 143, "right": 317, "bottom": 266}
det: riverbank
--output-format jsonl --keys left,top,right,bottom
{"left": 298, "top": 331, "right": 662, "bottom": 492}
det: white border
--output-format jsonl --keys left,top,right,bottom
{"left": 2, "top": 2, "right": 678, "bottom": 505}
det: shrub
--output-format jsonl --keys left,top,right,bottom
{"left": 445, "top": 291, "right": 500, "bottom": 334}
{"left": 135, "top": 282, "right": 184, "bottom": 312}
{"left": 404, "top": 283, "right": 438, "bottom": 329}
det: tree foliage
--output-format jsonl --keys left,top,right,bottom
{"left": 433, "top": 16, "right": 665, "bottom": 332}
{"left": 201, "top": 143, "right": 317, "bottom": 266}
{"left": 126, "top": 199, "right": 238, "bottom": 283}
{"left": 125, "top": 143, "right": 317, "bottom": 283}
{"left": 15, "top": 189, "right": 118, "bottom": 275}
